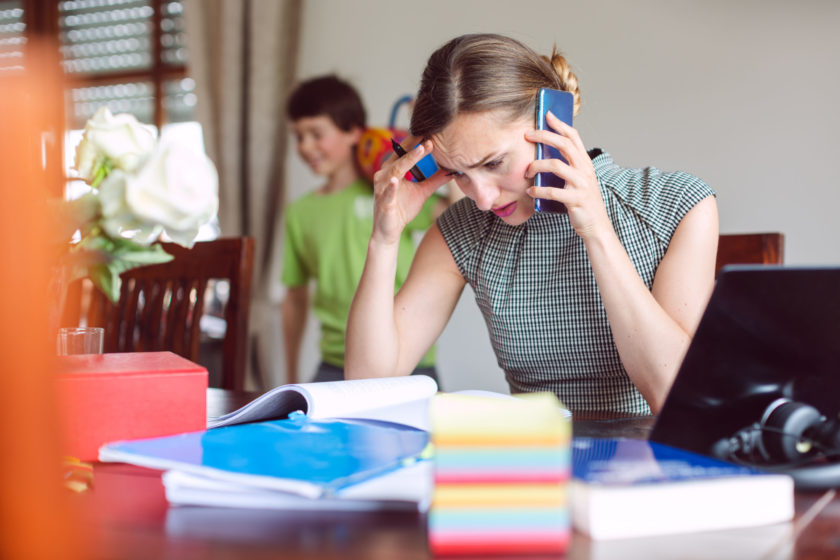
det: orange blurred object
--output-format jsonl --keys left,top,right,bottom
{"left": 356, "top": 126, "right": 408, "bottom": 182}
{"left": 0, "top": 42, "right": 85, "bottom": 558}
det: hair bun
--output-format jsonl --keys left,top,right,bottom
{"left": 542, "top": 48, "right": 581, "bottom": 116}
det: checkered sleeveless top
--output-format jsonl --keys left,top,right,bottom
{"left": 437, "top": 150, "right": 716, "bottom": 414}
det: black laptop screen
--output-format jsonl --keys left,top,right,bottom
{"left": 650, "top": 266, "right": 840, "bottom": 457}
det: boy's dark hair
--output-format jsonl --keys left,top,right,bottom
{"left": 286, "top": 75, "right": 366, "bottom": 132}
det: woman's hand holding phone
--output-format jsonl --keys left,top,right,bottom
{"left": 371, "top": 137, "right": 449, "bottom": 246}
{"left": 526, "top": 113, "right": 610, "bottom": 240}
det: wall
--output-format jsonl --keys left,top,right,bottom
{"left": 277, "top": 0, "right": 840, "bottom": 392}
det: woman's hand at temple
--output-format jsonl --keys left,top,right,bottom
{"left": 372, "top": 138, "right": 450, "bottom": 246}
{"left": 347, "top": 136, "right": 463, "bottom": 381}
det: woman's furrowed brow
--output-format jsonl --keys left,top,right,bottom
{"left": 437, "top": 153, "right": 503, "bottom": 174}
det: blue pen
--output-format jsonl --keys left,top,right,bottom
{"left": 390, "top": 138, "right": 427, "bottom": 182}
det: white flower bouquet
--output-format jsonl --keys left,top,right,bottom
{"left": 62, "top": 107, "right": 219, "bottom": 302}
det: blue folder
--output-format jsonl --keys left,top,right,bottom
{"left": 99, "top": 412, "right": 430, "bottom": 499}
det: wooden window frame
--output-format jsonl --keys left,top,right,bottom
{"left": 23, "top": 0, "right": 189, "bottom": 129}
{"left": 20, "top": 0, "right": 189, "bottom": 190}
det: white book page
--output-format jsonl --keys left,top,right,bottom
{"left": 303, "top": 376, "right": 437, "bottom": 419}
{"left": 337, "top": 397, "right": 432, "bottom": 431}
{"left": 336, "top": 387, "right": 526, "bottom": 431}
{"left": 207, "top": 375, "right": 438, "bottom": 429}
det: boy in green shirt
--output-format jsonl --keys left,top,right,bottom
{"left": 282, "top": 75, "right": 442, "bottom": 383}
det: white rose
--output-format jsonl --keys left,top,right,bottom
{"left": 74, "top": 107, "right": 157, "bottom": 184}
{"left": 97, "top": 170, "right": 165, "bottom": 246}
{"left": 98, "top": 140, "right": 219, "bottom": 248}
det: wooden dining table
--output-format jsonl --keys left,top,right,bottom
{"left": 68, "top": 388, "right": 840, "bottom": 560}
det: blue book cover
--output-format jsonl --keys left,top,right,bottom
{"left": 100, "top": 412, "right": 429, "bottom": 499}
{"left": 572, "top": 437, "right": 766, "bottom": 485}
{"left": 570, "top": 438, "right": 794, "bottom": 539}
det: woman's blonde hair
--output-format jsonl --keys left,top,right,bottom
{"left": 410, "top": 33, "right": 581, "bottom": 139}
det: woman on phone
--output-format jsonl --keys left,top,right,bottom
{"left": 345, "top": 33, "right": 718, "bottom": 414}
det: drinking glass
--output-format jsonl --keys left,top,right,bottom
{"left": 56, "top": 327, "right": 104, "bottom": 356}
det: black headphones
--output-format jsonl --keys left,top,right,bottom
{"left": 712, "top": 398, "right": 840, "bottom": 490}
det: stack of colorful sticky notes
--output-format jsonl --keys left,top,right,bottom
{"left": 428, "top": 392, "right": 571, "bottom": 556}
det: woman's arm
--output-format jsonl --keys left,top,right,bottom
{"left": 345, "top": 139, "right": 462, "bottom": 379}
{"left": 581, "top": 197, "right": 718, "bottom": 412}
{"left": 527, "top": 113, "right": 719, "bottom": 412}
{"left": 346, "top": 224, "right": 465, "bottom": 378}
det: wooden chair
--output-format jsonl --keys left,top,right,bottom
{"left": 716, "top": 233, "right": 785, "bottom": 276}
{"left": 65, "top": 237, "right": 255, "bottom": 391}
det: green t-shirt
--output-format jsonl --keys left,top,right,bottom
{"left": 282, "top": 179, "right": 438, "bottom": 368}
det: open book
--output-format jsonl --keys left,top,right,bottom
{"left": 207, "top": 375, "right": 439, "bottom": 431}
{"left": 99, "top": 376, "right": 441, "bottom": 503}
{"left": 101, "top": 377, "right": 523, "bottom": 509}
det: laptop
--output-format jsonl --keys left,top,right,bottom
{"left": 650, "top": 265, "right": 840, "bottom": 458}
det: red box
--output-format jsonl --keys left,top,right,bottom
{"left": 57, "top": 351, "right": 208, "bottom": 461}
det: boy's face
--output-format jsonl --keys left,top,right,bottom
{"left": 292, "top": 115, "right": 361, "bottom": 178}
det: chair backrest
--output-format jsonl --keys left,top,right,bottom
{"left": 716, "top": 233, "right": 784, "bottom": 276}
{"left": 65, "top": 237, "right": 255, "bottom": 391}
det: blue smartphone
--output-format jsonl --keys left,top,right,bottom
{"left": 390, "top": 138, "right": 439, "bottom": 182}
{"left": 414, "top": 145, "right": 439, "bottom": 181}
{"left": 534, "top": 88, "right": 574, "bottom": 213}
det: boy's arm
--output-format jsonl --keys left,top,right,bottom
{"left": 281, "top": 285, "right": 309, "bottom": 385}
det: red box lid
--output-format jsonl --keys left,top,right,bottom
{"left": 58, "top": 351, "right": 208, "bottom": 378}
